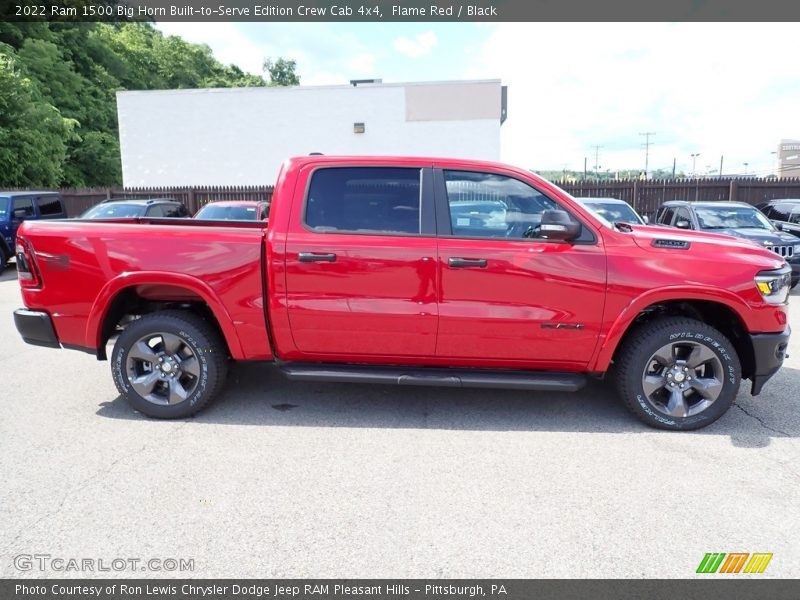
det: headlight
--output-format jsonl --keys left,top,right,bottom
{"left": 755, "top": 266, "right": 791, "bottom": 304}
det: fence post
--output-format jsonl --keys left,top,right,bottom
{"left": 729, "top": 179, "right": 738, "bottom": 202}
{"left": 188, "top": 188, "right": 196, "bottom": 212}
{"left": 632, "top": 180, "right": 638, "bottom": 210}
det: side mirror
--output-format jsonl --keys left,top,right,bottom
{"left": 642, "top": 215, "right": 650, "bottom": 224}
{"left": 13, "top": 209, "right": 27, "bottom": 220}
{"left": 538, "top": 210, "right": 581, "bottom": 241}
{"left": 675, "top": 219, "right": 692, "bottom": 229}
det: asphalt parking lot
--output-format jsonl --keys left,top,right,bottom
{"left": 1, "top": 265, "right": 799, "bottom": 579}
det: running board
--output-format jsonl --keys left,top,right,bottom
{"left": 279, "top": 363, "right": 586, "bottom": 392}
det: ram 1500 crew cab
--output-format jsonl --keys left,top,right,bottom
{"left": 13, "top": 156, "right": 792, "bottom": 430}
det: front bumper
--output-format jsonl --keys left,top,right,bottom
{"left": 13, "top": 308, "right": 60, "bottom": 349}
{"left": 750, "top": 326, "right": 791, "bottom": 395}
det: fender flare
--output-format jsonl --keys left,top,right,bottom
{"left": 589, "top": 286, "right": 753, "bottom": 372}
{"left": 86, "top": 271, "right": 245, "bottom": 359}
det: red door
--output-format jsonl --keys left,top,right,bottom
{"left": 434, "top": 168, "right": 606, "bottom": 369}
{"left": 283, "top": 164, "right": 438, "bottom": 358}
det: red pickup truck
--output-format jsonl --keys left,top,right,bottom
{"left": 13, "top": 156, "right": 792, "bottom": 430}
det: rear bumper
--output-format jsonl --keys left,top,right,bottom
{"left": 13, "top": 308, "right": 60, "bottom": 349}
{"left": 750, "top": 327, "right": 791, "bottom": 395}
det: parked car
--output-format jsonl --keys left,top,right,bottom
{"left": 12, "top": 156, "right": 792, "bottom": 431}
{"left": 80, "top": 198, "right": 190, "bottom": 219}
{"left": 756, "top": 198, "right": 800, "bottom": 238}
{"left": 194, "top": 200, "right": 269, "bottom": 221}
{"left": 573, "top": 196, "right": 647, "bottom": 225}
{"left": 0, "top": 191, "right": 65, "bottom": 274}
{"left": 653, "top": 200, "right": 800, "bottom": 288}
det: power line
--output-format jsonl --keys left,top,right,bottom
{"left": 640, "top": 132, "right": 656, "bottom": 179}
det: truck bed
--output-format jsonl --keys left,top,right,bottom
{"left": 17, "top": 218, "right": 271, "bottom": 360}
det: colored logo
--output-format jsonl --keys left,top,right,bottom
{"left": 696, "top": 553, "right": 773, "bottom": 574}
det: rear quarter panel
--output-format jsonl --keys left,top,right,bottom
{"left": 17, "top": 220, "right": 271, "bottom": 360}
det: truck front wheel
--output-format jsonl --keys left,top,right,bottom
{"left": 614, "top": 317, "right": 741, "bottom": 430}
{"left": 111, "top": 310, "right": 228, "bottom": 419}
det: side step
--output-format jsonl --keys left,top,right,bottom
{"left": 279, "top": 363, "right": 586, "bottom": 392}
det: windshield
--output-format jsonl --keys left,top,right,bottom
{"left": 195, "top": 204, "right": 259, "bottom": 220}
{"left": 0, "top": 197, "right": 8, "bottom": 218}
{"left": 695, "top": 206, "right": 774, "bottom": 231}
{"left": 583, "top": 201, "right": 644, "bottom": 225}
{"left": 81, "top": 203, "right": 144, "bottom": 219}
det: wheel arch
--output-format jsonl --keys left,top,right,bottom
{"left": 592, "top": 291, "right": 755, "bottom": 380}
{"left": 86, "top": 272, "right": 245, "bottom": 360}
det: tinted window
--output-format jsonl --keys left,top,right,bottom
{"left": 36, "top": 195, "right": 64, "bottom": 216}
{"left": 305, "top": 167, "right": 421, "bottom": 235}
{"left": 444, "top": 170, "right": 567, "bottom": 239}
{"left": 768, "top": 203, "right": 793, "bottom": 221}
{"left": 657, "top": 207, "right": 676, "bottom": 225}
{"left": 160, "top": 204, "right": 187, "bottom": 218}
{"left": 0, "top": 197, "right": 8, "bottom": 218}
{"left": 790, "top": 208, "right": 800, "bottom": 224}
{"left": 146, "top": 205, "right": 168, "bottom": 217}
{"left": 12, "top": 197, "right": 34, "bottom": 217}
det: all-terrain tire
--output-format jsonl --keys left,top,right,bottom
{"left": 614, "top": 317, "right": 741, "bottom": 431}
{"left": 111, "top": 310, "right": 228, "bottom": 419}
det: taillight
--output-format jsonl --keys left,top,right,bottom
{"left": 16, "top": 238, "right": 41, "bottom": 288}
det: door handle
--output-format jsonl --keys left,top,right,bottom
{"left": 298, "top": 252, "right": 337, "bottom": 263}
{"left": 448, "top": 257, "right": 488, "bottom": 268}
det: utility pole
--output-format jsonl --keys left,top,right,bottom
{"left": 719, "top": 156, "right": 724, "bottom": 178}
{"left": 672, "top": 158, "right": 676, "bottom": 178}
{"left": 640, "top": 132, "right": 656, "bottom": 179}
{"left": 591, "top": 145, "right": 603, "bottom": 178}
{"left": 584, "top": 157, "right": 587, "bottom": 180}
{"left": 743, "top": 162, "right": 749, "bottom": 176}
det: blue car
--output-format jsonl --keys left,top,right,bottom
{"left": 0, "top": 191, "right": 66, "bottom": 274}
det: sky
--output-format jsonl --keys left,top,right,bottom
{"left": 156, "top": 22, "right": 800, "bottom": 177}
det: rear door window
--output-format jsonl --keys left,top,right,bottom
{"left": 305, "top": 167, "right": 421, "bottom": 235}
{"left": 35, "top": 195, "right": 64, "bottom": 216}
{"left": 161, "top": 204, "right": 186, "bottom": 217}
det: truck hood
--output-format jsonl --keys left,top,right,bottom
{"left": 624, "top": 224, "right": 787, "bottom": 269}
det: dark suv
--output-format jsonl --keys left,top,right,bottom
{"left": 0, "top": 191, "right": 66, "bottom": 274}
{"left": 654, "top": 200, "right": 800, "bottom": 288}
{"left": 756, "top": 199, "right": 800, "bottom": 238}
{"left": 80, "top": 198, "right": 190, "bottom": 219}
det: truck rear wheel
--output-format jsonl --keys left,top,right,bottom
{"left": 111, "top": 310, "right": 228, "bottom": 419}
{"left": 614, "top": 317, "right": 741, "bottom": 430}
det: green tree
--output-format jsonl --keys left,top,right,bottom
{"left": 0, "top": 22, "right": 275, "bottom": 187}
{"left": 0, "top": 45, "right": 76, "bottom": 187}
{"left": 264, "top": 58, "right": 300, "bottom": 87}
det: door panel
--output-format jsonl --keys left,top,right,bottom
{"left": 284, "top": 165, "right": 438, "bottom": 357}
{"left": 434, "top": 168, "right": 606, "bottom": 367}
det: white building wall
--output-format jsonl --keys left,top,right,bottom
{"left": 116, "top": 82, "right": 502, "bottom": 187}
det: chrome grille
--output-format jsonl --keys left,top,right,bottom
{"left": 765, "top": 245, "right": 794, "bottom": 258}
